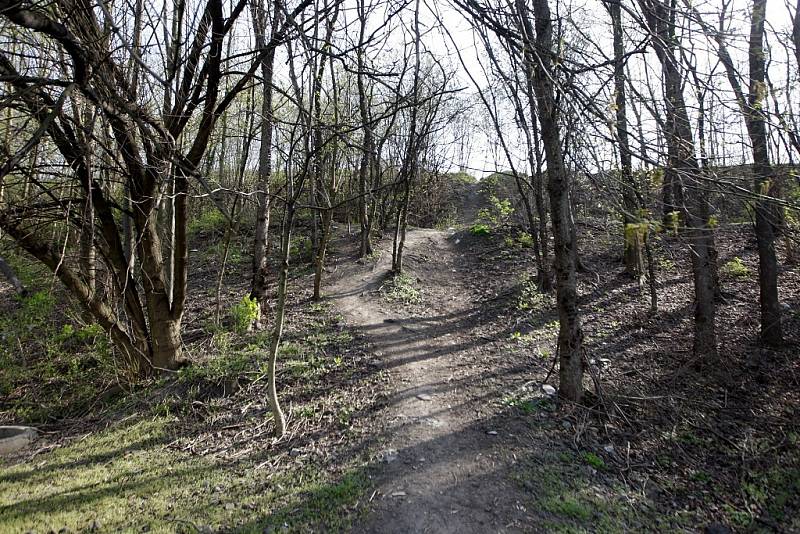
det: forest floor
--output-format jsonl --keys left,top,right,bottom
{"left": 326, "top": 181, "right": 800, "bottom": 533}
{"left": 1, "top": 183, "right": 799, "bottom": 532}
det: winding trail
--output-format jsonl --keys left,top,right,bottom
{"left": 326, "top": 189, "right": 531, "bottom": 533}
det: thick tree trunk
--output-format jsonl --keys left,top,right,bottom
{"left": 150, "top": 317, "right": 183, "bottom": 370}
{"left": 357, "top": 0, "right": 374, "bottom": 258}
{"left": 523, "top": 0, "right": 584, "bottom": 402}
{"left": 694, "top": 0, "right": 782, "bottom": 344}
{"left": 640, "top": 0, "right": 717, "bottom": 358}
{"left": 749, "top": 0, "right": 783, "bottom": 345}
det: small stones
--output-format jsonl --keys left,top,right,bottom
{"left": 378, "top": 449, "right": 399, "bottom": 463}
{"left": 421, "top": 417, "right": 442, "bottom": 427}
{"left": 541, "top": 384, "right": 556, "bottom": 396}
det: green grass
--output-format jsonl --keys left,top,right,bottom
{"left": 513, "top": 451, "right": 673, "bottom": 531}
{"left": 581, "top": 451, "right": 606, "bottom": 470}
{"left": 0, "top": 416, "right": 369, "bottom": 533}
{"left": 543, "top": 495, "right": 592, "bottom": 521}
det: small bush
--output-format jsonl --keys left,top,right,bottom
{"left": 291, "top": 235, "right": 313, "bottom": 262}
{"left": 189, "top": 209, "right": 226, "bottom": 236}
{"left": 517, "top": 232, "right": 534, "bottom": 248}
{"left": 477, "top": 195, "right": 514, "bottom": 228}
{"left": 721, "top": 257, "right": 752, "bottom": 278}
{"left": 470, "top": 223, "right": 491, "bottom": 236}
{"left": 230, "top": 295, "right": 259, "bottom": 333}
{"left": 382, "top": 273, "right": 422, "bottom": 304}
{"left": 517, "top": 274, "right": 554, "bottom": 311}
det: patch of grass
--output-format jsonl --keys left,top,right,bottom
{"left": 582, "top": 451, "right": 606, "bottom": 470}
{"left": 543, "top": 495, "right": 592, "bottom": 521}
{"left": 512, "top": 451, "right": 664, "bottom": 531}
{"left": 0, "top": 417, "right": 369, "bottom": 533}
{"left": 502, "top": 393, "right": 543, "bottom": 414}
{"left": 381, "top": 273, "right": 422, "bottom": 305}
{"left": 0, "top": 291, "right": 374, "bottom": 533}
{"left": 252, "top": 469, "right": 369, "bottom": 532}
{"left": 0, "top": 290, "right": 121, "bottom": 423}
{"left": 517, "top": 275, "right": 554, "bottom": 312}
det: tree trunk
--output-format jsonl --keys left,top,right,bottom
{"left": 0, "top": 255, "right": 27, "bottom": 297}
{"left": 265, "top": 190, "right": 293, "bottom": 439}
{"left": 640, "top": 0, "right": 717, "bottom": 358}
{"left": 250, "top": 0, "right": 281, "bottom": 328}
{"left": 357, "top": 0, "right": 374, "bottom": 258}
{"left": 748, "top": 0, "right": 783, "bottom": 344}
{"left": 522, "top": 0, "right": 584, "bottom": 402}
{"left": 607, "top": 0, "right": 643, "bottom": 281}
{"left": 693, "top": 0, "right": 782, "bottom": 344}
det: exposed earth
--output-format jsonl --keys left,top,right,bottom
{"left": 1, "top": 183, "right": 799, "bottom": 532}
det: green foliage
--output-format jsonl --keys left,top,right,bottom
{"left": 291, "top": 235, "right": 313, "bottom": 262}
{"left": 504, "top": 231, "right": 534, "bottom": 249}
{"left": 517, "top": 274, "right": 554, "bottom": 312}
{"left": 502, "top": 393, "right": 548, "bottom": 414}
{"left": 513, "top": 452, "right": 650, "bottom": 531}
{"left": 381, "top": 273, "right": 422, "bottom": 304}
{"left": 665, "top": 211, "right": 681, "bottom": 234}
{"left": 721, "top": 257, "right": 752, "bottom": 278}
{"left": 202, "top": 241, "right": 244, "bottom": 265}
{"left": 189, "top": 209, "right": 226, "bottom": 236}
{"left": 624, "top": 222, "right": 649, "bottom": 248}
{"left": 0, "top": 416, "right": 368, "bottom": 532}
{"left": 582, "top": 451, "right": 606, "bottom": 470}
{"left": 0, "top": 289, "right": 117, "bottom": 422}
{"left": 516, "top": 232, "right": 534, "bottom": 248}
{"left": 230, "top": 295, "right": 259, "bottom": 334}
{"left": 447, "top": 171, "right": 477, "bottom": 184}
{"left": 543, "top": 496, "right": 592, "bottom": 521}
{"left": 469, "top": 223, "right": 491, "bottom": 235}
{"left": 477, "top": 195, "right": 514, "bottom": 228}
{"left": 178, "top": 346, "right": 256, "bottom": 383}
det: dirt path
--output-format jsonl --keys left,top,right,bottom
{"left": 326, "top": 193, "right": 532, "bottom": 532}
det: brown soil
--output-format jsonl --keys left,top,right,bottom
{"left": 324, "top": 186, "right": 800, "bottom": 532}
{"left": 326, "top": 187, "right": 538, "bottom": 532}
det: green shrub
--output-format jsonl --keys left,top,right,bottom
{"left": 517, "top": 274, "right": 554, "bottom": 311}
{"left": 517, "top": 232, "right": 534, "bottom": 248}
{"left": 291, "top": 235, "right": 313, "bottom": 262}
{"left": 721, "top": 257, "right": 752, "bottom": 278}
{"left": 477, "top": 195, "right": 514, "bottom": 227}
{"left": 188, "top": 209, "right": 226, "bottom": 236}
{"left": 230, "top": 295, "right": 259, "bottom": 333}
{"left": 470, "top": 223, "right": 491, "bottom": 235}
{"left": 382, "top": 273, "right": 422, "bottom": 304}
